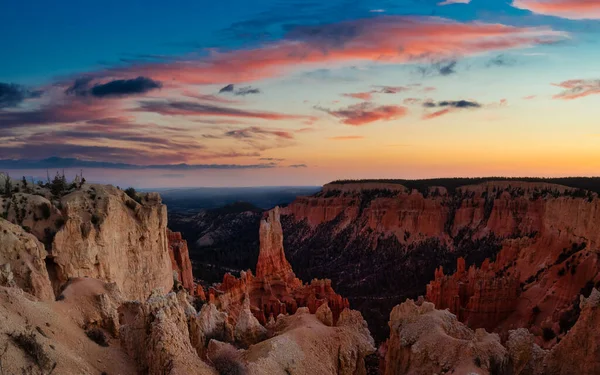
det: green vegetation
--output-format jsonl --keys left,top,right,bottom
{"left": 125, "top": 187, "right": 142, "bottom": 203}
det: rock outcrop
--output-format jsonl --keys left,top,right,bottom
{"left": 119, "top": 290, "right": 217, "bottom": 375}
{"left": 50, "top": 185, "right": 173, "bottom": 300}
{"left": 256, "top": 207, "right": 298, "bottom": 283}
{"left": 426, "top": 257, "right": 521, "bottom": 331}
{"left": 0, "top": 218, "right": 54, "bottom": 301}
{"left": 167, "top": 229, "right": 195, "bottom": 294}
{"left": 242, "top": 306, "right": 375, "bottom": 375}
{"left": 208, "top": 206, "right": 349, "bottom": 326}
{"left": 544, "top": 288, "right": 600, "bottom": 374}
{"left": 280, "top": 180, "right": 600, "bottom": 341}
{"left": 383, "top": 299, "right": 507, "bottom": 375}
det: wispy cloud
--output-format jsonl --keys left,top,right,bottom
{"left": 512, "top": 0, "right": 600, "bottom": 19}
{"left": 135, "top": 100, "right": 316, "bottom": 121}
{"left": 65, "top": 76, "right": 162, "bottom": 98}
{"left": 102, "top": 17, "right": 563, "bottom": 86}
{"left": 318, "top": 102, "right": 408, "bottom": 126}
{"left": 224, "top": 126, "right": 294, "bottom": 140}
{"left": 0, "top": 83, "right": 42, "bottom": 108}
{"left": 552, "top": 79, "right": 600, "bottom": 100}
{"left": 438, "top": 0, "right": 471, "bottom": 5}
{"left": 219, "top": 84, "right": 261, "bottom": 96}
{"left": 0, "top": 157, "right": 277, "bottom": 170}
{"left": 486, "top": 54, "right": 517, "bottom": 67}
{"left": 422, "top": 99, "right": 483, "bottom": 119}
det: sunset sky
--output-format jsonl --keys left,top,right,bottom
{"left": 1, "top": 0, "right": 600, "bottom": 187}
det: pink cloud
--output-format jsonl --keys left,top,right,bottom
{"left": 523, "top": 95, "right": 537, "bottom": 100}
{"left": 423, "top": 108, "right": 453, "bottom": 120}
{"left": 342, "top": 92, "right": 374, "bottom": 101}
{"left": 552, "top": 79, "right": 600, "bottom": 100}
{"left": 512, "top": 0, "right": 600, "bottom": 19}
{"left": 320, "top": 102, "right": 408, "bottom": 126}
{"left": 103, "top": 17, "right": 563, "bottom": 86}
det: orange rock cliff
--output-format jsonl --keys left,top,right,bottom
{"left": 279, "top": 180, "right": 600, "bottom": 343}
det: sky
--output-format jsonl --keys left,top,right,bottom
{"left": 1, "top": 0, "right": 600, "bottom": 187}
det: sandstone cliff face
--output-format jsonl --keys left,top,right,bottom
{"left": 167, "top": 229, "right": 195, "bottom": 294}
{"left": 281, "top": 181, "right": 600, "bottom": 341}
{"left": 0, "top": 218, "right": 54, "bottom": 301}
{"left": 207, "top": 206, "right": 349, "bottom": 327}
{"left": 544, "top": 288, "right": 600, "bottom": 374}
{"left": 50, "top": 185, "right": 173, "bottom": 300}
{"left": 426, "top": 257, "right": 521, "bottom": 331}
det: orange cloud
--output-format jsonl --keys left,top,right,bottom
{"left": 105, "top": 16, "right": 563, "bottom": 85}
{"left": 552, "top": 79, "right": 600, "bottom": 100}
{"left": 423, "top": 108, "right": 453, "bottom": 120}
{"left": 329, "top": 135, "right": 365, "bottom": 140}
{"left": 513, "top": 0, "right": 600, "bottom": 19}
{"left": 342, "top": 92, "right": 374, "bottom": 101}
{"left": 319, "top": 102, "right": 408, "bottom": 126}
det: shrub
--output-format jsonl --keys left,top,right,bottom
{"left": 125, "top": 200, "right": 137, "bottom": 210}
{"left": 9, "top": 332, "right": 55, "bottom": 371}
{"left": 86, "top": 327, "right": 109, "bottom": 347}
{"left": 91, "top": 214, "right": 100, "bottom": 226}
{"left": 55, "top": 217, "right": 66, "bottom": 228}
{"left": 542, "top": 327, "right": 556, "bottom": 341}
{"left": 40, "top": 203, "right": 52, "bottom": 220}
{"left": 211, "top": 347, "right": 247, "bottom": 375}
{"left": 125, "top": 187, "right": 141, "bottom": 203}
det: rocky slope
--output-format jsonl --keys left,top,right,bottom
{"left": 280, "top": 180, "right": 600, "bottom": 342}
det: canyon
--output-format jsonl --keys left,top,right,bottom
{"left": 1, "top": 175, "right": 600, "bottom": 374}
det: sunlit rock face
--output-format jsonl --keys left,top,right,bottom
{"left": 280, "top": 181, "right": 600, "bottom": 341}
{"left": 167, "top": 229, "right": 195, "bottom": 294}
{"left": 50, "top": 185, "right": 173, "bottom": 300}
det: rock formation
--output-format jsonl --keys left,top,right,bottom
{"left": 167, "top": 229, "right": 195, "bottom": 294}
{"left": 426, "top": 257, "right": 521, "bottom": 331}
{"left": 544, "top": 288, "right": 600, "bottom": 374}
{"left": 0, "top": 218, "right": 54, "bottom": 301}
{"left": 382, "top": 299, "right": 507, "bottom": 375}
{"left": 119, "top": 290, "right": 217, "bottom": 375}
{"left": 50, "top": 185, "right": 173, "bottom": 301}
{"left": 280, "top": 180, "right": 600, "bottom": 341}
{"left": 241, "top": 306, "right": 375, "bottom": 375}
{"left": 207, "top": 206, "right": 349, "bottom": 326}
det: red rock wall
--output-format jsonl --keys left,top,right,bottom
{"left": 282, "top": 181, "right": 600, "bottom": 337}
{"left": 167, "top": 229, "right": 195, "bottom": 295}
{"left": 426, "top": 257, "right": 521, "bottom": 331}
